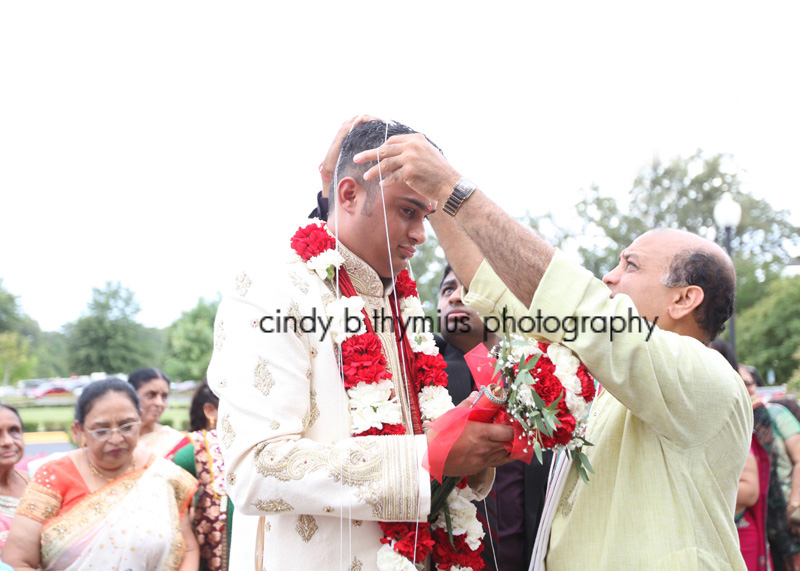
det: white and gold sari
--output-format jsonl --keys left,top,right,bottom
{"left": 19, "top": 455, "right": 196, "bottom": 571}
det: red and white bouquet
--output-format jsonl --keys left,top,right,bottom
{"left": 482, "top": 334, "right": 596, "bottom": 483}
{"left": 426, "top": 332, "right": 596, "bottom": 488}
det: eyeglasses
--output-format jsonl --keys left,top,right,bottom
{"left": 85, "top": 421, "right": 141, "bottom": 441}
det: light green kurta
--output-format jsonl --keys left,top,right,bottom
{"left": 465, "top": 250, "right": 752, "bottom": 570}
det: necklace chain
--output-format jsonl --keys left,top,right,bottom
{"left": 85, "top": 449, "right": 135, "bottom": 484}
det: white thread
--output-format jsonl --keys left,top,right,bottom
{"left": 483, "top": 496, "right": 500, "bottom": 570}
{"left": 332, "top": 119, "right": 427, "bottom": 566}
{"left": 332, "top": 116, "right": 364, "bottom": 570}
{"left": 375, "top": 120, "right": 426, "bottom": 563}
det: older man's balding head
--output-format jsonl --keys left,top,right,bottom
{"left": 603, "top": 228, "right": 736, "bottom": 342}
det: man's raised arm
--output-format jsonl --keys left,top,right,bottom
{"left": 355, "top": 135, "right": 554, "bottom": 307}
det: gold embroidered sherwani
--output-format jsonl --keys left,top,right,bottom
{"left": 207, "top": 241, "right": 453, "bottom": 571}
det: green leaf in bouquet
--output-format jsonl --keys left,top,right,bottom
{"left": 429, "top": 477, "right": 460, "bottom": 522}
{"left": 443, "top": 502, "right": 458, "bottom": 550}
{"left": 518, "top": 352, "right": 541, "bottom": 371}
{"left": 540, "top": 400, "right": 563, "bottom": 435}
{"left": 547, "top": 392, "right": 564, "bottom": 410}
{"left": 574, "top": 450, "right": 595, "bottom": 484}
{"left": 516, "top": 369, "right": 534, "bottom": 388}
{"left": 530, "top": 388, "right": 548, "bottom": 410}
{"left": 533, "top": 411, "right": 551, "bottom": 437}
{"left": 533, "top": 439, "right": 543, "bottom": 464}
{"left": 492, "top": 357, "right": 504, "bottom": 378}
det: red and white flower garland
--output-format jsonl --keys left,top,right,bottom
{"left": 291, "top": 219, "right": 486, "bottom": 571}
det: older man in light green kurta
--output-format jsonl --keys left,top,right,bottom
{"left": 354, "top": 133, "right": 753, "bottom": 569}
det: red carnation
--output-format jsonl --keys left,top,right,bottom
{"left": 577, "top": 363, "right": 595, "bottom": 402}
{"left": 531, "top": 363, "right": 564, "bottom": 406}
{"left": 394, "top": 524, "right": 435, "bottom": 562}
{"left": 539, "top": 403, "right": 576, "bottom": 448}
{"left": 533, "top": 353, "right": 557, "bottom": 382}
{"left": 432, "top": 528, "right": 485, "bottom": 570}
{"left": 290, "top": 223, "right": 337, "bottom": 262}
{"left": 341, "top": 333, "right": 391, "bottom": 388}
{"left": 379, "top": 522, "right": 412, "bottom": 542}
{"left": 356, "top": 423, "right": 406, "bottom": 437}
{"left": 394, "top": 270, "right": 419, "bottom": 299}
{"left": 415, "top": 353, "right": 448, "bottom": 389}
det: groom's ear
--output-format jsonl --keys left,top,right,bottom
{"left": 335, "top": 177, "right": 363, "bottom": 215}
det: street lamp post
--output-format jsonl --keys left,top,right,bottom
{"left": 713, "top": 192, "right": 742, "bottom": 359}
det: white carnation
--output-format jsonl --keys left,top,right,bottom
{"left": 419, "top": 385, "right": 454, "bottom": 421}
{"left": 348, "top": 379, "right": 402, "bottom": 434}
{"left": 399, "top": 295, "right": 425, "bottom": 320}
{"left": 461, "top": 515, "right": 485, "bottom": 551}
{"left": 432, "top": 484, "right": 481, "bottom": 530}
{"left": 566, "top": 391, "right": 589, "bottom": 420}
{"left": 409, "top": 331, "right": 438, "bottom": 355}
{"left": 376, "top": 543, "right": 418, "bottom": 571}
{"left": 327, "top": 296, "right": 366, "bottom": 344}
{"left": 547, "top": 344, "right": 580, "bottom": 375}
{"left": 306, "top": 249, "right": 344, "bottom": 280}
{"left": 548, "top": 344, "right": 581, "bottom": 394}
{"left": 519, "top": 342, "right": 541, "bottom": 360}
{"left": 448, "top": 494, "right": 485, "bottom": 550}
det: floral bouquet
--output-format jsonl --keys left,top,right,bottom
{"left": 425, "top": 333, "right": 597, "bottom": 495}
{"left": 479, "top": 335, "right": 596, "bottom": 483}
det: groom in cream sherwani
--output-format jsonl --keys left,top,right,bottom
{"left": 207, "top": 120, "right": 514, "bottom": 571}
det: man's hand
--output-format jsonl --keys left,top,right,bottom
{"left": 320, "top": 115, "right": 381, "bottom": 196}
{"left": 354, "top": 133, "right": 461, "bottom": 204}
{"left": 428, "top": 391, "right": 515, "bottom": 477}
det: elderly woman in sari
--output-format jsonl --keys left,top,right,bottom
{"left": 2, "top": 377, "right": 199, "bottom": 571}
{"left": 0, "top": 405, "right": 28, "bottom": 549}
{"left": 129, "top": 367, "right": 189, "bottom": 459}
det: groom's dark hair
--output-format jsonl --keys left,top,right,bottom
{"left": 333, "top": 120, "right": 441, "bottom": 211}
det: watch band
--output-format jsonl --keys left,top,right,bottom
{"left": 443, "top": 178, "right": 477, "bottom": 217}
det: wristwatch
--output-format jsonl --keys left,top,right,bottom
{"left": 443, "top": 178, "right": 477, "bottom": 217}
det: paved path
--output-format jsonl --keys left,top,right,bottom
{"left": 19, "top": 431, "right": 75, "bottom": 473}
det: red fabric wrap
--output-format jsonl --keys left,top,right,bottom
{"left": 423, "top": 344, "right": 537, "bottom": 482}
{"left": 423, "top": 388, "right": 505, "bottom": 483}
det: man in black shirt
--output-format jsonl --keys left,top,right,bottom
{"left": 436, "top": 264, "right": 551, "bottom": 571}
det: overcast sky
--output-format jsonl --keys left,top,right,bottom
{"left": 2, "top": 1, "right": 798, "bottom": 332}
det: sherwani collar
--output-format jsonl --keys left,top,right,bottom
{"left": 338, "top": 241, "right": 394, "bottom": 299}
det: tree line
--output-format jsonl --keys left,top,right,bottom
{"left": 0, "top": 280, "right": 217, "bottom": 384}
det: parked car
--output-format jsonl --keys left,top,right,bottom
{"left": 756, "top": 385, "right": 788, "bottom": 403}
{"left": 174, "top": 380, "right": 198, "bottom": 393}
{"left": 29, "top": 384, "right": 70, "bottom": 399}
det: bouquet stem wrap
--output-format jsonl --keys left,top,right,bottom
{"left": 423, "top": 344, "right": 534, "bottom": 483}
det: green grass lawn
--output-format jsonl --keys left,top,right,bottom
{"left": 17, "top": 403, "right": 191, "bottom": 433}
